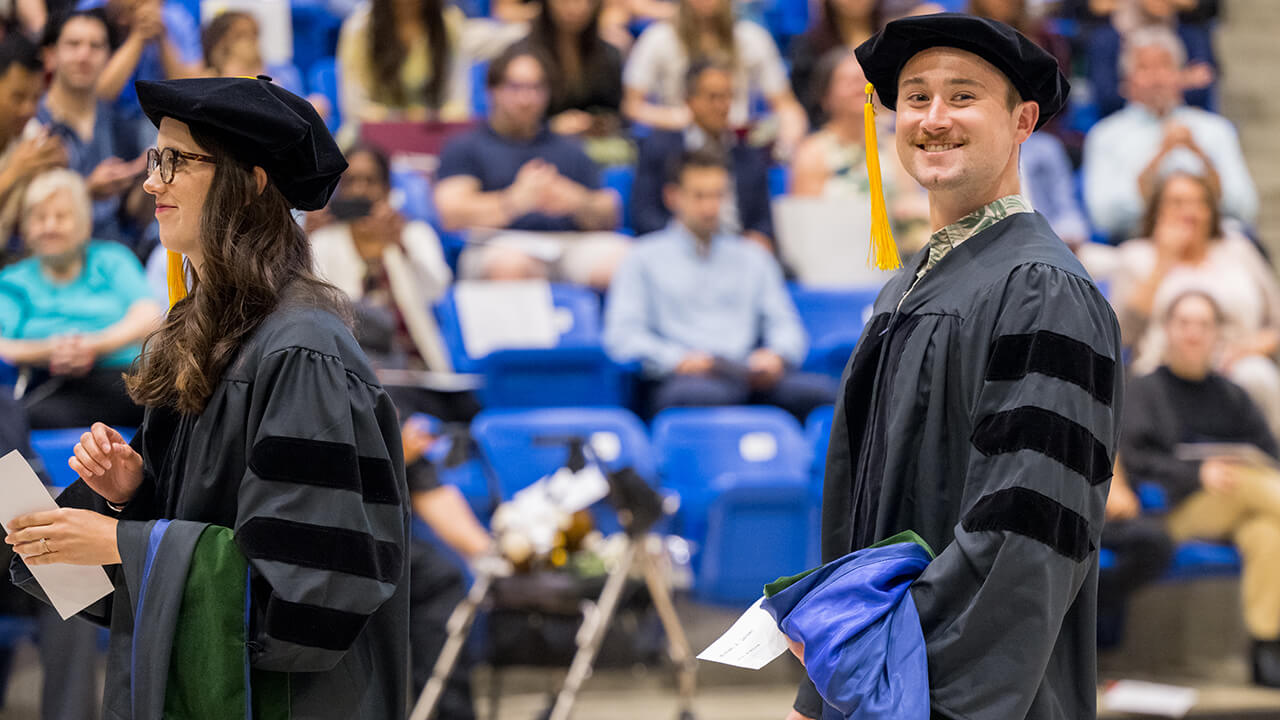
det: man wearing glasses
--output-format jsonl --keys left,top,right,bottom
{"left": 433, "top": 46, "right": 627, "bottom": 290}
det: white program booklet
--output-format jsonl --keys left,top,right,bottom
{"left": 1101, "top": 680, "right": 1198, "bottom": 718}
{"left": 697, "top": 596, "right": 791, "bottom": 670}
{"left": 0, "top": 451, "right": 114, "bottom": 619}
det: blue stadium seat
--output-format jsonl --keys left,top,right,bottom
{"left": 789, "top": 285, "right": 880, "bottom": 377}
{"left": 761, "top": 0, "right": 809, "bottom": 46}
{"left": 698, "top": 483, "right": 820, "bottom": 605}
{"left": 434, "top": 284, "right": 633, "bottom": 406}
{"left": 28, "top": 427, "right": 136, "bottom": 490}
{"left": 471, "top": 62, "right": 489, "bottom": 118}
{"left": 804, "top": 405, "right": 834, "bottom": 501}
{"left": 390, "top": 168, "right": 433, "bottom": 224}
{"left": 602, "top": 164, "right": 636, "bottom": 233}
{"left": 470, "top": 407, "right": 654, "bottom": 500}
{"left": 0, "top": 359, "right": 15, "bottom": 387}
{"left": 768, "top": 164, "right": 789, "bottom": 198}
{"left": 1135, "top": 481, "right": 1243, "bottom": 580}
{"left": 290, "top": 1, "right": 344, "bottom": 80}
{"left": 651, "top": 406, "right": 810, "bottom": 548}
{"left": 306, "top": 56, "right": 341, "bottom": 133}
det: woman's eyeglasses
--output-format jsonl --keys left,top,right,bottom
{"left": 146, "top": 147, "right": 217, "bottom": 184}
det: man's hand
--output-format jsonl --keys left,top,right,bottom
{"left": 1105, "top": 479, "right": 1141, "bottom": 521}
{"left": 747, "top": 348, "right": 786, "bottom": 389}
{"left": 48, "top": 336, "right": 96, "bottom": 377}
{"left": 1160, "top": 122, "right": 1195, "bottom": 153}
{"left": 675, "top": 351, "right": 715, "bottom": 376}
{"left": 539, "top": 175, "right": 590, "bottom": 218}
{"left": 1201, "top": 458, "right": 1246, "bottom": 495}
{"left": 401, "top": 417, "right": 436, "bottom": 466}
{"left": 131, "top": 0, "right": 165, "bottom": 42}
{"left": 505, "top": 159, "right": 557, "bottom": 219}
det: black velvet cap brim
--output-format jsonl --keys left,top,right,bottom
{"left": 135, "top": 76, "right": 347, "bottom": 210}
{"left": 854, "top": 13, "right": 1069, "bottom": 130}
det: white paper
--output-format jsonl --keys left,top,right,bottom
{"left": 772, "top": 196, "right": 886, "bottom": 289}
{"left": 1101, "top": 680, "right": 1198, "bottom": 717}
{"left": 1174, "top": 442, "right": 1279, "bottom": 469}
{"left": 454, "top": 280, "right": 559, "bottom": 359}
{"left": 697, "top": 596, "right": 791, "bottom": 670}
{"left": 0, "top": 451, "right": 114, "bottom": 620}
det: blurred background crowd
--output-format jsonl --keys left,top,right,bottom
{"left": 2, "top": 0, "right": 1280, "bottom": 717}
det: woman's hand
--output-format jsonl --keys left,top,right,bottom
{"left": 70, "top": 423, "right": 144, "bottom": 505}
{"left": 5, "top": 508, "right": 121, "bottom": 566}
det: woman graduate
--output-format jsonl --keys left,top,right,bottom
{"left": 6, "top": 76, "right": 410, "bottom": 719}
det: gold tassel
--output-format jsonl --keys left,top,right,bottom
{"left": 166, "top": 250, "right": 187, "bottom": 308}
{"left": 863, "top": 83, "right": 901, "bottom": 271}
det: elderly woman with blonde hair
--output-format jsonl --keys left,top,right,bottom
{"left": 0, "top": 168, "right": 162, "bottom": 428}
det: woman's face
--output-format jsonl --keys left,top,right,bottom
{"left": 1156, "top": 174, "right": 1214, "bottom": 245}
{"left": 25, "top": 188, "right": 88, "bottom": 262}
{"left": 829, "top": 0, "right": 877, "bottom": 23}
{"left": 549, "top": 0, "right": 595, "bottom": 34}
{"left": 825, "top": 55, "right": 867, "bottom": 121}
{"left": 143, "top": 117, "right": 217, "bottom": 269}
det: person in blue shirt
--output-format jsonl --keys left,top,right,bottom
{"left": 76, "top": 0, "right": 201, "bottom": 145}
{"left": 603, "top": 149, "right": 836, "bottom": 421}
{"left": 38, "top": 9, "right": 150, "bottom": 250}
{"left": 433, "top": 45, "right": 627, "bottom": 288}
{"left": 0, "top": 168, "right": 162, "bottom": 428}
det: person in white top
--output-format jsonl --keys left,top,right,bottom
{"left": 622, "top": 0, "right": 807, "bottom": 155}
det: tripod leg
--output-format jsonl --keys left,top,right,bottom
{"left": 410, "top": 571, "right": 493, "bottom": 720}
{"left": 639, "top": 538, "right": 697, "bottom": 719}
{"left": 546, "top": 541, "right": 640, "bottom": 720}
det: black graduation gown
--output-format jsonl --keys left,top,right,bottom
{"left": 796, "top": 212, "right": 1122, "bottom": 720}
{"left": 13, "top": 299, "right": 411, "bottom": 719}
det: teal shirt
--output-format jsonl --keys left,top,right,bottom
{"left": 0, "top": 242, "right": 152, "bottom": 368}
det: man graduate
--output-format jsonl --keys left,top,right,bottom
{"left": 789, "top": 15, "right": 1122, "bottom": 720}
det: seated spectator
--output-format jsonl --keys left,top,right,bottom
{"left": 0, "top": 169, "right": 161, "bottom": 428}
{"left": 603, "top": 150, "right": 837, "bottom": 420}
{"left": 1086, "top": 0, "right": 1216, "bottom": 119}
{"left": 622, "top": 0, "right": 807, "bottom": 155}
{"left": 434, "top": 46, "right": 627, "bottom": 289}
{"left": 0, "top": 0, "right": 46, "bottom": 36}
{"left": 598, "top": 0, "right": 675, "bottom": 52}
{"left": 82, "top": 0, "right": 201, "bottom": 142}
{"left": 1097, "top": 457, "right": 1175, "bottom": 643}
{"left": 789, "top": 49, "right": 929, "bottom": 254}
{"left": 311, "top": 143, "right": 454, "bottom": 373}
{"left": 39, "top": 9, "right": 151, "bottom": 251}
{"left": 336, "top": 0, "right": 466, "bottom": 146}
{"left": 508, "top": 0, "right": 626, "bottom": 151}
{"left": 1020, "top": 131, "right": 1089, "bottom": 248}
{"left": 0, "top": 32, "right": 66, "bottom": 256}
{"left": 631, "top": 60, "right": 773, "bottom": 248}
{"left": 1110, "top": 171, "right": 1280, "bottom": 433}
{"left": 200, "top": 11, "right": 303, "bottom": 95}
{"left": 1082, "top": 26, "right": 1255, "bottom": 242}
{"left": 1120, "top": 290, "right": 1280, "bottom": 688}
{"left": 788, "top": 0, "right": 885, "bottom": 128}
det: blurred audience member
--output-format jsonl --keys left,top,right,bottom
{"left": 0, "top": 0, "right": 48, "bottom": 36}
{"left": 604, "top": 150, "right": 836, "bottom": 420}
{"left": 631, "top": 60, "right": 773, "bottom": 248}
{"left": 200, "top": 11, "right": 301, "bottom": 93}
{"left": 968, "top": 0, "right": 1070, "bottom": 70}
{"left": 788, "top": 0, "right": 883, "bottom": 128}
{"left": 1097, "top": 458, "right": 1175, "bottom": 643}
{"left": 622, "top": 0, "right": 807, "bottom": 156}
{"left": 336, "top": 0, "right": 466, "bottom": 146}
{"left": 434, "top": 47, "right": 626, "bottom": 289}
{"left": 1020, "top": 131, "right": 1088, "bottom": 248}
{"left": 1120, "top": 290, "right": 1280, "bottom": 688}
{"left": 1111, "top": 172, "right": 1280, "bottom": 432}
{"left": 0, "top": 169, "right": 160, "bottom": 428}
{"left": 39, "top": 9, "right": 150, "bottom": 250}
{"left": 789, "top": 49, "right": 928, "bottom": 253}
{"left": 597, "top": 0, "right": 675, "bottom": 52}
{"left": 311, "top": 144, "right": 453, "bottom": 372}
{"left": 0, "top": 32, "right": 65, "bottom": 254}
{"left": 85, "top": 0, "right": 201, "bottom": 138}
{"left": 1086, "top": 0, "right": 1215, "bottom": 118}
{"left": 509, "top": 0, "right": 623, "bottom": 140}
{"left": 1082, "top": 27, "right": 1254, "bottom": 242}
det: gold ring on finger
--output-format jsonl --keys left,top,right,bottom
{"left": 40, "top": 538, "right": 51, "bottom": 555}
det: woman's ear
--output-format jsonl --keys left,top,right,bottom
{"left": 253, "top": 166, "right": 268, "bottom": 196}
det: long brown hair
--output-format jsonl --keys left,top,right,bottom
{"left": 368, "top": 0, "right": 451, "bottom": 109}
{"left": 676, "top": 0, "right": 737, "bottom": 68}
{"left": 1138, "top": 170, "right": 1222, "bottom": 243}
{"left": 529, "top": 0, "right": 607, "bottom": 105}
{"left": 807, "top": 0, "right": 882, "bottom": 56}
{"left": 126, "top": 126, "right": 349, "bottom": 414}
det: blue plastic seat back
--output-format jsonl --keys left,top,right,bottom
{"left": 790, "top": 285, "right": 881, "bottom": 375}
{"left": 390, "top": 168, "right": 434, "bottom": 224}
{"left": 698, "top": 483, "right": 820, "bottom": 605}
{"left": 306, "top": 56, "right": 341, "bottom": 133}
{"left": 29, "top": 427, "right": 136, "bottom": 490}
{"left": 290, "top": 1, "right": 344, "bottom": 86}
{"left": 805, "top": 404, "right": 834, "bottom": 500}
{"left": 470, "top": 407, "right": 654, "bottom": 500}
{"left": 434, "top": 283, "right": 604, "bottom": 373}
{"left": 602, "top": 164, "right": 636, "bottom": 233}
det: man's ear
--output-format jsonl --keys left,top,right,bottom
{"left": 252, "top": 166, "right": 268, "bottom": 196}
{"left": 662, "top": 182, "right": 681, "bottom": 216}
{"left": 1014, "top": 101, "right": 1039, "bottom": 144}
